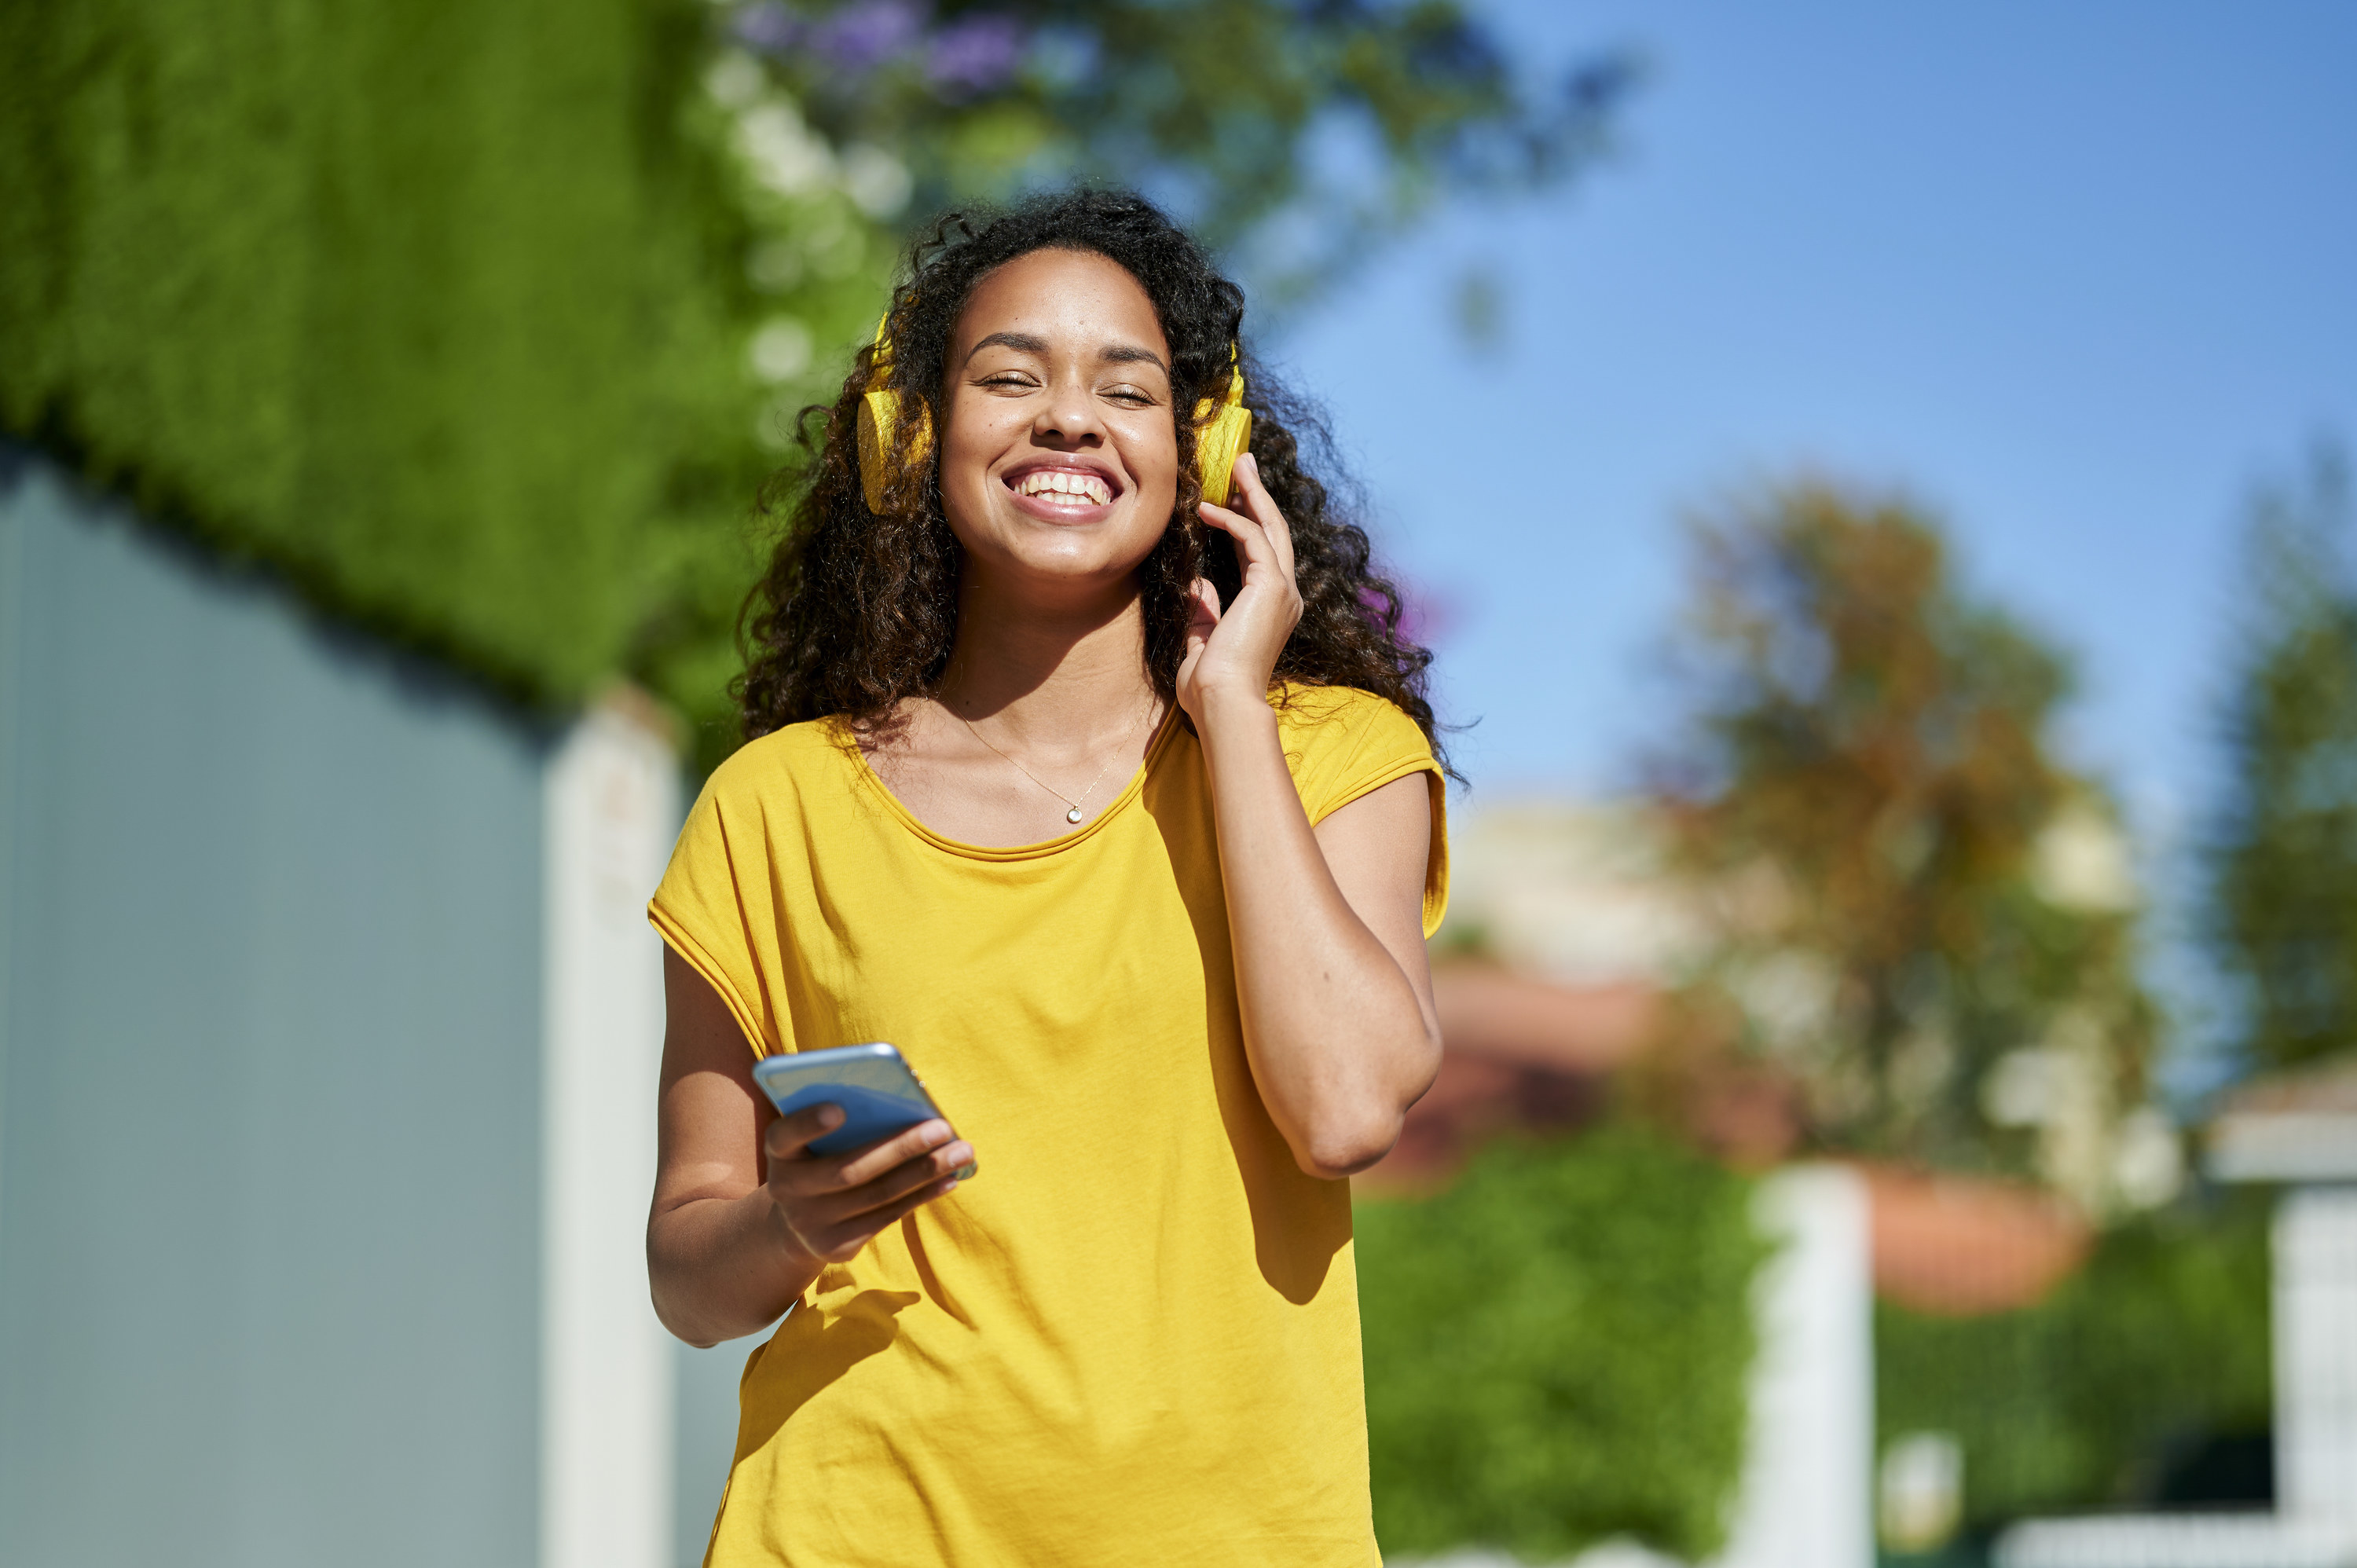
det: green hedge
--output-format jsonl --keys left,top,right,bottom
{"left": 0, "top": 0, "right": 772, "bottom": 733}
{"left": 1875, "top": 1193, "right": 2274, "bottom": 1528}
{"left": 1357, "top": 1127, "right": 1766, "bottom": 1563}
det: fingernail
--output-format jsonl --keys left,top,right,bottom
{"left": 817, "top": 1105, "right": 843, "bottom": 1127}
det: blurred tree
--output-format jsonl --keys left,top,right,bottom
{"left": 2205, "top": 442, "right": 2357, "bottom": 1075}
{"left": 1651, "top": 482, "right": 2159, "bottom": 1200}
{"left": 710, "top": 0, "right": 1634, "bottom": 306}
{"left": 0, "top": 0, "right": 1630, "bottom": 771}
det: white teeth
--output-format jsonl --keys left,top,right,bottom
{"left": 1017, "top": 471, "right": 1111, "bottom": 504}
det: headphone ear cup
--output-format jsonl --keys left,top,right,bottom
{"left": 856, "top": 390, "right": 934, "bottom": 514}
{"left": 1195, "top": 405, "right": 1253, "bottom": 507}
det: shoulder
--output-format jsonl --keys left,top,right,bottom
{"left": 1270, "top": 682, "right": 1434, "bottom": 769}
{"left": 666, "top": 720, "right": 860, "bottom": 874}
{"left": 658, "top": 718, "right": 855, "bottom": 914}
{"left": 1269, "top": 683, "right": 1438, "bottom": 825}
{"left": 693, "top": 717, "right": 856, "bottom": 816}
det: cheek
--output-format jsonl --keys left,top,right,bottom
{"left": 940, "top": 397, "right": 1012, "bottom": 484}
{"left": 937, "top": 397, "right": 1018, "bottom": 531}
{"left": 1124, "top": 424, "right": 1182, "bottom": 510}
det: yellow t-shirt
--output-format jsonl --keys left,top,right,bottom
{"left": 649, "top": 684, "right": 1447, "bottom": 1568}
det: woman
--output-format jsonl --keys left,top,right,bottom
{"left": 647, "top": 189, "right": 1448, "bottom": 1566}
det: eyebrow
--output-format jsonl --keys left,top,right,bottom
{"left": 1099, "top": 343, "right": 1168, "bottom": 372}
{"left": 963, "top": 331, "right": 1169, "bottom": 376}
{"left": 966, "top": 331, "right": 1048, "bottom": 362}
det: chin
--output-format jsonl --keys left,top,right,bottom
{"left": 1000, "top": 536, "right": 1150, "bottom": 586}
{"left": 969, "top": 505, "right": 1167, "bottom": 584}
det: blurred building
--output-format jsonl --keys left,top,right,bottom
{"left": 0, "top": 451, "right": 719, "bottom": 1567}
{"left": 1369, "top": 800, "right": 1694, "bottom": 1187}
{"left": 1443, "top": 799, "right": 1707, "bottom": 984}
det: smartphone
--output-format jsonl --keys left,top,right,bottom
{"left": 750, "top": 1042, "right": 976, "bottom": 1181}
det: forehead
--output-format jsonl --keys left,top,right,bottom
{"left": 954, "top": 248, "right": 1168, "bottom": 362}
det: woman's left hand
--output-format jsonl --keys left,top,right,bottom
{"left": 1177, "top": 452, "right": 1303, "bottom": 725}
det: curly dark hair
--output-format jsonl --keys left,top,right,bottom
{"left": 737, "top": 187, "right": 1441, "bottom": 765}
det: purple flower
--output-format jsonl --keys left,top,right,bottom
{"left": 1361, "top": 581, "right": 1457, "bottom": 645}
{"left": 811, "top": 0, "right": 926, "bottom": 73}
{"left": 730, "top": 2, "right": 801, "bottom": 57}
{"left": 926, "top": 14, "right": 1026, "bottom": 95}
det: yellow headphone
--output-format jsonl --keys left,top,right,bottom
{"left": 856, "top": 313, "right": 1254, "bottom": 513}
{"left": 1191, "top": 353, "right": 1254, "bottom": 508}
{"left": 856, "top": 316, "right": 931, "bottom": 515}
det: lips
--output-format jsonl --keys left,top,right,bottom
{"left": 1003, "top": 460, "right": 1121, "bottom": 521}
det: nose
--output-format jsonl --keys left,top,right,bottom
{"left": 1030, "top": 372, "right": 1106, "bottom": 449}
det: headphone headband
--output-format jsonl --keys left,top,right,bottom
{"left": 855, "top": 312, "right": 1253, "bottom": 513}
{"left": 855, "top": 314, "right": 932, "bottom": 514}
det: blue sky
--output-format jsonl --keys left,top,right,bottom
{"left": 1277, "top": 2, "right": 2357, "bottom": 844}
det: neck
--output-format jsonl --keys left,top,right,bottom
{"left": 937, "top": 570, "right": 1156, "bottom": 741}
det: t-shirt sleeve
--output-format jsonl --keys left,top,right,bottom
{"left": 647, "top": 764, "right": 793, "bottom": 1061}
{"left": 1277, "top": 686, "right": 1451, "bottom": 938}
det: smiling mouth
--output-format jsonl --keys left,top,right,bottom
{"left": 1008, "top": 468, "right": 1116, "bottom": 507}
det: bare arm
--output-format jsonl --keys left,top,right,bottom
{"left": 646, "top": 948, "right": 973, "bottom": 1347}
{"left": 1182, "top": 453, "right": 1443, "bottom": 1179}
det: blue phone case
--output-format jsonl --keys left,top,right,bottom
{"left": 750, "top": 1042, "right": 977, "bottom": 1179}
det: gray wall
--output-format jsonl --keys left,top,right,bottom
{"left": 676, "top": 1336, "right": 757, "bottom": 1564}
{"left": 0, "top": 455, "right": 546, "bottom": 1566}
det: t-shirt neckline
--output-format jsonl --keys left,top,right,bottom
{"left": 847, "top": 704, "right": 1185, "bottom": 863}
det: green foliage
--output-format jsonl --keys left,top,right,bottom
{"left": 1658, "top": 482, "right": 2157, "bottom": 1192}
{"left": 2206, "top": 443, "right": 2357, "bottom": 1074}
{"left": 0, "top": 0, "right": 749, "bottom": 715}
{"left": 2, "top": 2, "right": 1628, "bottom": 768}
{"left": 1876, "top": 1195, "right": 2273, "bottom": 1526}
{"left": 723, "top": 0, "right": 1634, "bottom": 304}
{"left": 1357, "top": 1127, "right": 1765, "bottom": 1563}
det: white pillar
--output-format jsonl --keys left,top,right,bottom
{"left": 1712, "top": 1164, "right": 1875, "bottom": 1568}
{"left": 541, "top": 694, "right": 680, "bottom": 1568}
{"left": 2276, "top": 1185, "right": 2357, "bottom": 1527}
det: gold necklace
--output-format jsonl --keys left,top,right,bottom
{"left": 958, "top": 702, "right": 1154, "bottom": 825}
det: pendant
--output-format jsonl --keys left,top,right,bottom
{"left": 1066, "top": 806, "right": 1085, "bottom": 824}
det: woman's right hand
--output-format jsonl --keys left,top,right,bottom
{"left": 762, "top": 1105, "right": 973, "bottom": 1266}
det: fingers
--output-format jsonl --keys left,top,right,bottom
{"left": 802, "top": 1174, "right": 962, "bottom": 1264}
{"left": 763, "top": 1101, "right": 846, "bottom": 1162}
{"left": 772, "top": 1116, "right": 951, "bottom": 1191}
{"left": 831, "top": 1118, "right": 956, "bottom": 1189}
{"left": 1197, "top": 498, "right": 1283, "bottom": 581}
{"left": 1230, "top": 453, "right": 1294, "bottom": 579}
{"left": 1208, "top": 453, "right": 1288, "bottom": 565}
{"left": 830, "top": 1137, "right": 970, "bottom": 1218}
{"left": 1196, "top": 493, "right": 1303, "bottom": 640}
{"left": 783, "top": 1141, "right": 968, "bottom": 1263}
{"left": 1202, "top": 456, "right": 1296, "bottom": 588}
{"left": 771, "top": 1116, "right": 971, "bottom": 1217}
{"left": 762, "top": 1111, "right": 973, "bottom": 1265}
